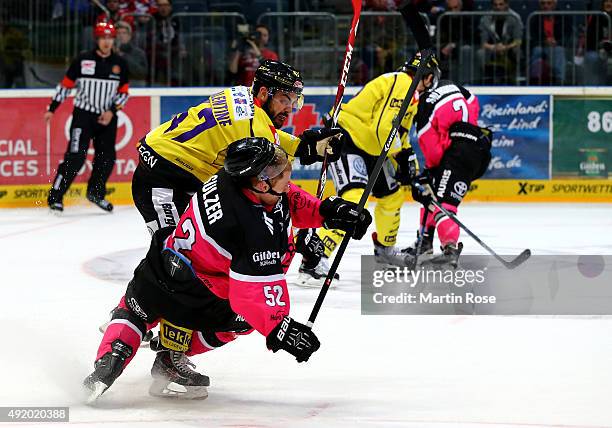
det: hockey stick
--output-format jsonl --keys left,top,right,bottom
{"left": 399, "top": 2, "right": 434, "bottom": 50}
{"left": 415, "top": 184, "right": 531, "bottom": 269}
{"left": 306, "top": 50, "right": 435, "bottom": 328}
{"left": 409, "top": 207, "right": 430, "bottom": 270}
{"left": 46, "top": 120, "right": 51, "bottom": 176}
{"left": 29, "top": 66, "right": 55, "bottom": 87}
{"left": 314, "top": 0, "right": 362, "bottom": 200}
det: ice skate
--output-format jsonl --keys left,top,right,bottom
{"left": 48, "top": 202, "right": 64, "bottom": 215}
{"left": 401, "top": 230, "right": 435, "bottom": 267}
{"left": 296, "top": 256, "right": 339, "bottom": 288}
{"left": 87, "top": 194, "right": 114, "bottom": 212}
{"left": 426, "top": 242, "right": 463, "bottom": 269}
{"left": 83, "top": 339, "right": 132, "bottom": 403}
{"left": 372, "top": 232, "right": 413, "bottom": 268}
{"left": 149, "top": 342, "right": 209, "bottom": 400}
{"left": 48, "top": 193, "right": 64, "bottom": 215}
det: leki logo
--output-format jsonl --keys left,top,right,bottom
{"left": 64, "top": 111, "right": 133, "bottom": 154}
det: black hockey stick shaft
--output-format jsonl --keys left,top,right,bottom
{"left": 418, "top": 187, "right": 531, "bottom": 269}
{"left": 306, "top": 51, "right": 434, "bottom": 328}
{"left": 410, "top": 206, "right": 430, "bottom": 269}
{"left": 399, "top": 2, "right": 433, "bottom": 50}
{"left": 315, "top": 0, "right": 362, "bottom": 200}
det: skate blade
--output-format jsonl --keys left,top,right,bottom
{"left": 292, "top": 273, "right": 336, "bottom": 289}
{"left": 148, "top": 379, "right": 208, "bottom": 400}
{"left": 49, "top": 209, "right": 63, "bottom": 217}
{"left": 85, "top": 381, "right": 108, "bottom": 404}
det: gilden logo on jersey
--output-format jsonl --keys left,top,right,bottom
{"left": 252, "top": 250, "right": 281, "bottom": 266}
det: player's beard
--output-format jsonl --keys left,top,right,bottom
{"left": 263, "top": 99, "right": 287, "bottom": 129}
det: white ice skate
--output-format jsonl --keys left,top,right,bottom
{"left": 149, "top": 349, "right": 209, "bottom": 400}
{"left": 295, "top": 256, "right": 339, "bottom": 288}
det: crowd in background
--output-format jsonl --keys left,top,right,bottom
{"left": 0, "top": 0, "right": 611, "bottom": 87}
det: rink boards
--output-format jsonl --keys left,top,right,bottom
{"left": 1, "top": 178, "right": 611, "bottom": 207}
{"left": 0, "top": 87, "right": 610, "bottom": 207}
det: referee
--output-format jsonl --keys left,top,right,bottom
{"left": 45, "top": 22, "right": 129, "bottom": 213}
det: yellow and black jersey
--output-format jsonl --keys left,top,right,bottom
{"left": 142, "top": 86, "right": 300, "bottom": 182}
{"left": 335, "top": 71, "right": 419, "bottom": 158}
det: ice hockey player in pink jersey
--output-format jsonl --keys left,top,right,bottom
{"left": 83, "top": 137, "right": 372, "bottom": 402}
{"left": 403, "top": 52, "right": 492, "bottom": 267}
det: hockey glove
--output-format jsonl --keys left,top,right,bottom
{"left": 394, "top": 147, "right": 418, "bottom": 185}
{"left": 295, "top": 127, "right": 343, "bottom": 165}
{"left": 319, "top": 196, "right": 372, "bottom": 240}
{"left": 267, "top": 316, "right": 320, "bottom": 363}
{"left": 411, "top": 171, "right": 435, "bottom": 207}
{"left": 295, "top": 229, "right": 325, "bottom": 270}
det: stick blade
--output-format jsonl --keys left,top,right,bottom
{"left": 399, "top": 1, "right": 433, "bottom": 50}
{"left": 504, "top": 249, "right": 531, "bottom": 269}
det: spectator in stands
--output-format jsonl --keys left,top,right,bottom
{"left": 361, "top": 0, "right": 404, "bottom": 79}
{"left": 529, "top": 0, "right": 570, "bottom": 85}
{"left": 96, "top": 0, "right": 134, "bottom": 29}
{"left": 478, "top": 0, "right": 523, "bottom": 84}
{"left": 148, "top": 0, "right": 186, "bottom": 86}
{"left": 583, "top": 0, "right": 612, "bottom": 85}
{"left": 115, "top": 20, "right": 148, "bottom": 86}
{"left": 438, "top": 0, "right": 476, "bottom": 84}
{"left": 0, "top": 23, "right": 29, "bottom": 88}
{"left": 228, "top": 24, "right": 279, "bottom": 86}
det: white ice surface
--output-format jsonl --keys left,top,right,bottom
{"left": 1, "top": 203, "right": 612, "bottom": 428}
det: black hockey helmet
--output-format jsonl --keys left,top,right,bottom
{"left": 401, "top": 50, "right": 441, "bottom": 88}
{"left": 224, "top": 137, "right": 289, "bottom": 182}
{"left": 253, "top": 60, "right": 304, "bottom": 110}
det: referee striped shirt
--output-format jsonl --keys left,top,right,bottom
{"left": 49, "top": 49, "right": 129, "bottom": 115}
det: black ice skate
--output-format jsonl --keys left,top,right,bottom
{"left": 48, "top": 201, "right": 64, "bottom": 214}
{"left": 402, "top": 229, "right": 435, "bottom": 267}
{"left": 87, "top": 194, "right": 114, "bottom": 212}
{"left": 296, "top": 256, "right": 339, "bottom": 288}
{"left": 372, "top": 232, "right": 413, "bottom": 268}
{"left": 149, "top": 345, "right": 210, "bottom": 400}
{"left": 83, "top": 339, "right": 132, "bottom": 403}
{"left": 48, "top": 193, "right": 64, "bottom": 214}
{"left": 427, "top": 242, "right": 464, "bottom": 269}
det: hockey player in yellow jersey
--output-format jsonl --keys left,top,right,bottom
{"left": 132, "top": 60, "right": 343, "bottom": 234}
{"left": 297, "top": 63, "right": 430, "bottom": 286}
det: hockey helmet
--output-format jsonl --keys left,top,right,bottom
{"left": 94, "top": 22, "right": 117, "bottom": 38}
{"left": 402, "top": 50, "right": 441, "bottom": 88}
{"left": 224, "top": 137, "right": 289, "bottom": 181}
{"left": 253, "top": 60, "right": 304, "bottom": 110}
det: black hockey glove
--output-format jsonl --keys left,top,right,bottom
{"left": 295, "top": 229, "right": 325, "bottom": 270}
{"left": 319, "top": 196, "right": 372, "bottom": 240}
{"left": 394, "top": 147, "right": 418, "bottom": 186}
{"left": 295, "top": 127, "right": 343, "bottom": 165}
{"left": 267, "top": 316, "right": 320, "bottom": 363}
{"left": 411, "top": 170, "right": 435, "bottom": 207}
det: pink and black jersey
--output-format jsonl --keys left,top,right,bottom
{"left": 414, "top": 81, "right": 479, "bottom": 169}
{"left": 163, "top": 170, "right": 324, "bottom": 337}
